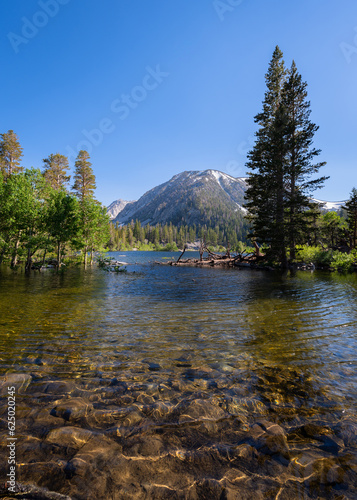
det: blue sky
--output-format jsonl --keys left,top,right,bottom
{"left": 1, "top": 0, "right": 356, "bottom": 205}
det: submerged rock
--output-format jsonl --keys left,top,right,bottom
{"left": 0, "top": 481, "right": 72, "bottom": 499}
{"left": 50, "top": 398, "right": 93, "bottom": 422}
{"left": 0, "top": 372, "right": 32, "bottom": 395}
{"left": 46, "top": 426, "right": 94, "bottom": 449}
{"left": 245, "top": 420, "right": 290, "bottom": 462}
{"left": 177, "top": 398, "right": 227, "bottom": 424}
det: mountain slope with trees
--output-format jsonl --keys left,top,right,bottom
{"left": 111, "top": 170, "right": 250, "bottom": 242}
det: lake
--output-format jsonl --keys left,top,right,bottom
{"left": 0, "top": 251, "right": 357, "bottom": 499}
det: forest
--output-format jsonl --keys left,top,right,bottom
{"left": 0, "top": 130, "right": 109, "bottom": 270}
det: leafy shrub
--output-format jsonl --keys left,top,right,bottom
{"left": 330, "top": 252, "right": 356, "bottom": 273}
{"left": 295, "top": 245, "right": 332, "bottom": 266}
{"left": 296, "top": 245, "right": 357, "bottom": 272}
{"left": 159, "top": 242, "right": 179, "bottom": 252}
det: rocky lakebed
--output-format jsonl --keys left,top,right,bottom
{"left": 1, "top": 360, "right": 357, "bottom": 500}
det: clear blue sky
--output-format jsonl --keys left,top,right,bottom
{"left": 1, "top": 0, "right": 356, "bottom": 205}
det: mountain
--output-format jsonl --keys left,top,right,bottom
{"left": 107, "top": 199, "right": 134, "bottom": 219}
{"left": 108, "top": 170, "right": 346, "bottom": 232}
{"left": 110, "top": 170, "right": 248, "bottom": 231}
{"left": 312, "top": 199, "right": 346, "bottom": 212}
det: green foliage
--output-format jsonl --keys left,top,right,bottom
{"left": 343, "top": 187, "right": 357, "bottom": 248}
{"left": 0, "top": 130, "right": 23, "bottom": 179}
{"left": 43, "top": 153, "right": 70, "bottom": 190}
{"left": 161, "top": 242, "right": 179, "bottom": 252}
{"left": 0, "top": 130, "right": 111, "bottom": 270}
{"left": 319, "top": 212, "right": 346, "bottom": 248}
{"left": 108, "top": 220, "right": 246, "bottom": 252}
{"left": 96, "top": 255, "right": 127, "bottom": 273}
{"left": 72, "top": 150, "right": 96, "bottom": 200}
{"left": 330, "top": 251, "right": 356, "bottom": 273}
{"left": 295, "top": 245, "right": 332, "bottom": 266}
{"left": 46, "top": 190, "right": 80, "bottom": 265}
{"left": 97, "top": 255, "right": 112, "bottom": 268}
{"left": 245, "top": 47, "right": 328, "bottom": 267}
{"left": 296, "top": 245, "right": 357, "bottom": 273}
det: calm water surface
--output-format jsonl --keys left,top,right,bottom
{"left": 0, "top": 251, "right": 356, "bottom": 499}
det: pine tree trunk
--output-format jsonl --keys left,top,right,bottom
{"left": 90, "top": 246, "right": 94, "bottom": 266}
{"left": 289, "top": 102, "right": 297, "bottom": 262}
{"left": 276, "top": 165, "right": 287, "bottom": 268}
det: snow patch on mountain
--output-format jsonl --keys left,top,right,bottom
{"left": 109, "top": 169, "right": 248, "bottom": 226}
{"left": 312, "top": 199, "right": 346, "bottom": 211}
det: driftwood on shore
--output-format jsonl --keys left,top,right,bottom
{"left": 164, "top": 243, "right": 266, "bottom": 268}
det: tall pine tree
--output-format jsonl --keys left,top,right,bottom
{"left": 72, "top": 150, "right": 96, "bottom": 201}
{"left": 343, "top": 187, "right": 357, "bottom": 249}
{"left": 0, "top": 130, "right": 23, "bottom": 179}
{"left": 281, "top": 61, "right": 328, "bottom": 260}
{"left": 43, "top": 153, "right": 70, "bottom": 190}
{"left": 71, "top": 150, "right": 108, "bottom": 266}
{"left": 245, "top": 48, "right": 328, "bottom": 267}
{"left": 245, "top": 46, "right": 288, "bottom": 266}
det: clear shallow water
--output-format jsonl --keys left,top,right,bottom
{"left": 0, "top": 252, "right": 357, "bottom": 499}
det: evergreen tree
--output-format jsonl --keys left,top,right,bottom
{"left": 281, "top": 61, "right": 328, "bottom": 259}
{"left": 343, "top": 187, "right": 357, "bottom": 249}
{"left": 245, "top": 48, "right": 328, "bottom": 267}
{"left": 72, "top": 151, "right": 101, "bottom": 265}
{"left": 72, "top": 150, "right": 96, "bottom": 200}
{"left": 320, "top": 211, "right": 345, "bottom": 248}
{"left": 133, "top": 220, "right": 141, "bottom": 240}
{"left": 43, "top": 153, "right": 70, "bottom": 190}
{"left": 0, "top": 130, "right": 23, "bottom": 179}
{"left": 245, "top": 46, "right": 288, "bottom": 265}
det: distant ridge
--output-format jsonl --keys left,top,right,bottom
{"left": 109, "top": 170, "right": 248, "bottom": 231}
{"left": 107, "top": 170, "right": 345, "bottom": 231}
{"left": 107, "top": 199, "right": 134, "bottom": 220}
